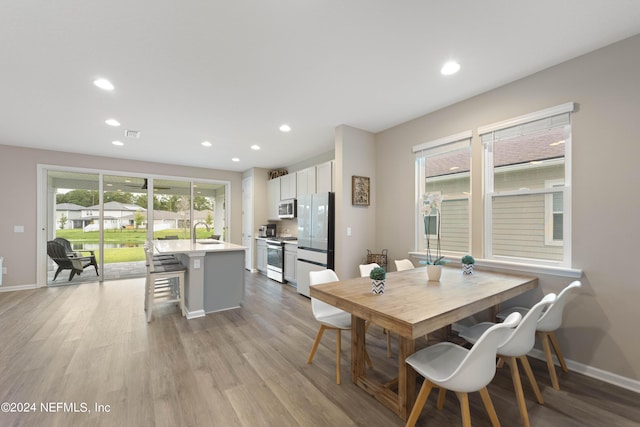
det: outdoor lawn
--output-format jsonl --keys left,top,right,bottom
{"left": 56, "top": 228, "right": 215, "bottom": 263}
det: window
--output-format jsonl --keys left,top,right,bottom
{"left": 545, "top": 179, "right": 564, "bottom": 245}
{"left": 480, "top": 103, "right": 573, "bottom": 266}
{"left": 414, "top": 131, "right": 472, "bottom": 254}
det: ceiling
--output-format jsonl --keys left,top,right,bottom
{"left": 2, "top": 1, "right": 640, "bottom": 172}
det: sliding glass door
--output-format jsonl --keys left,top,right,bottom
{"left": 40, "top": 166, "right": 230, "bottom": 287}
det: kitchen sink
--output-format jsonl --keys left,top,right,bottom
{"left": 197, "top": 239, "right": 223, "bottom": 245}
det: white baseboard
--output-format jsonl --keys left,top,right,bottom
{"left": 186, "top": 309, "right": 206, "bottom": 319}
{"left": 0, "top": 284, "right": 38, "bottom": 292}
{"left": 451, "top": 322, "right": 640, "bottom": 394}
{"left": 527, "top": 348, "right": 640, "bottom": 394}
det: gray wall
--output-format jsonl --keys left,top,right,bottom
{"left": 335, "top": 125, "right": 377, "bottom": 279}
{"left": 0, "top": 144, "right": 242, "bottom": 288}
{"left": 375, "top": 34, "right": 640, "bottom": 381}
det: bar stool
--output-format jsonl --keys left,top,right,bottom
{"left": 144, "top": 246, "right": 186, "bottom": 322}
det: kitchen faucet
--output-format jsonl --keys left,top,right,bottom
{"left": 192, "top": 221, "right": 210, "bottom": 243}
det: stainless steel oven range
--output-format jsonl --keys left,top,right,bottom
{"left": 266, "top": 237, "right": 297, "bottom": 283}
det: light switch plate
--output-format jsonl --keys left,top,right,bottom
{"left": 194, "top": 259, "right": 201, "bottom": 269}
{"left": 14, "top": 225, "right": 24, "bottom": 233}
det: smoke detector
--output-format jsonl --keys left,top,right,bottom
{"left": 124, "top": 129, "right": 141, "bottom": 139}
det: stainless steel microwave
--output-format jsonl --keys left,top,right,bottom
{"left": 278, "top": 199, "right": 297, "bottom": 219}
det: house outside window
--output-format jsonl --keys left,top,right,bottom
{"left": 480, "top": 103, "right": 573, "bottom": 266}
{"left": 414, "top": 132, "right": 471, "bottom": 254}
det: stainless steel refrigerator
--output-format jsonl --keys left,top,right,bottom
{"left": 296, "top": 192, "right": 335, "bottom": 297}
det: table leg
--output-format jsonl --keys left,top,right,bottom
{"left": 398, "top": 336, "right": 416, "bottom": 420}
{"left": 351, "top": 315, "right": 366, "bottom": 383}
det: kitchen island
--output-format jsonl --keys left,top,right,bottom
{"left": 153, "top": 239, "right": 246, "bottom": 318}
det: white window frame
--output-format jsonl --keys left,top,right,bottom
{"left": 480, "top": 102, "right": 573, "bottom": 267}
{"left": 413, "top": 131, "right": 472, "bottom": 254}
{"left": 545, "top": 179, "right": 564, "bottom": 246}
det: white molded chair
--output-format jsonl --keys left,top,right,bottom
{"left": 405, "top": 312, "right": 522, "bottom": 427}
{"left": 459, "top": 293, "right": 556, "bottom": 427}
{"left": 144, "top": 244, "right": 186, "bottom": 323}
{"left": 394, "top": 259, "right": 415, "bottom": 271}
{"left": 358, "top": 262, "right": 380, "bottom": 277}
{"left": 497, "top": 280, "right": 581, "bottom": 390}
{"left": 307, "top": 269, "right": 371, "bottom": 384}
{"left": 359, "top": 263, "right": 394, "bottom": 358}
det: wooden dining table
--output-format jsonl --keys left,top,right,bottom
{"left": 310, "top": 266, "right": 538, "bottom": 420}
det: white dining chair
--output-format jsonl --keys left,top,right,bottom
{"left": 308, "top": 269, "right": 369, "bottom": 384}
{"left": 358, "top": 263, "right": 394, "bottom": 358}
{"left": 358, "top": 262, "right": 380, "bottom": 277}
{"left": 394, "top": 259, "right": 415, "bottom": 271}
{"left": 144, "top": 244, "right": 186, "bottom": 322}
{"left": 497, "top": 280, "right": 581, "bottom": 390}
{"left": 405, "top": 312, "right": 522, "bottom": 427}
{"left": 459, "top": 293, "right": 556, "bottom": 427}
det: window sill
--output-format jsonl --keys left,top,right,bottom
{"left": 408, "top": 252, "right": 583, "bottom": 279}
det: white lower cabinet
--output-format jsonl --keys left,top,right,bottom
{"left": 256, "top": 238, "right": 267, "bottom": 274}
{"left": 284, "top": 242, "right": 297, "bottom": 284}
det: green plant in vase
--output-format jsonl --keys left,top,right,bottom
{"left": 370, "top": 266, "right": 386, "bottom": 294}
{"left": 461, "top": 254, "right": 475, "bottom": 275}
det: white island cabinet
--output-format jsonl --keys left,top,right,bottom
{"left": 153, "top": 239, "right": 246, "bottom": 317}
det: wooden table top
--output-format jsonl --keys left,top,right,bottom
{"left": 310, "top": 267, "right": 538, "bottom": 339}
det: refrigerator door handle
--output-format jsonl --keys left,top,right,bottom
{"left": 297, "top": 258, "right": 327, "bottom": 267}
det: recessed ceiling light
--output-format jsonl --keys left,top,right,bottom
{"left": 251, "top": 144, "right": 260, "bottom": 150}
{"left": 105, "top": 119, "right": 120, "bottom": 127}
{"left": 93, "top": 78, "right": 114, "bottom": 91}
{"left": 232, "top": 157, "right": 240, "bottom": 162}
{"left": 549, "top": 140, "right": 565, "bottom": 146}
{"left": 201, "top": 141, "right": 212, "bottom": 147}
{"left": 441, "top": 61, "right": 461, "bottom": 76}
{"left": 112, "top": 140, "right": 124, "bottom": 146}
{"left": 279, "top": 124, "right": 291, "bottom": 132}
{"left": 449, "top": 166, "right": 460, "bottom": 171}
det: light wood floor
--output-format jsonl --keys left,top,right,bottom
{"left": 0, "top": 272, "right": 638, "bottom": 427}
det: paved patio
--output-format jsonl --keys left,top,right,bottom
{"left": 47, "top": 261, "right": 146, "bottom": 286}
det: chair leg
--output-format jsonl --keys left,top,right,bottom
{"left": 505, "top": 356, "right": 530, "bottom": 427}
{"left": 146, "top": 280, "right": 153, "bottom": 323}
{"left": 307, "top": 325, "right": 326, "bottom": 364}
{"left": 478, "top": 387, "right": 501, "bottom": 427}
{"left": 405, "top": 380, "right": 433, "bottom": 427}
{"left": 436, "top": 388, "right": 447, "bottom": 409}
{"left": 548, "top": 331, "right": 569, "bottom": 372}
{"left": 179, "top": 275, "right": 186, "bottom": 316}
{"left": 336, "top": 329, "right": 341, "bottom": 384}
{"left": 540, "top": 332, "right": 561, "bottom": 390}
{"left": 53, "top": 267, "right": 63, "bottom": 281}
{"left": 519, "top": 355, "right": 544, "bottom": 404}
{"left": 455, "top": 391, "right": 472, "bottom": 427}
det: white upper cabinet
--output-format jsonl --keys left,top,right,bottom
{"left": 296, "top": 167, "right": 316, "bottom": 198}
{"left": 267, "top": 177, "right": 281, "bottom": 220}
{"left": 280, "top": 173, "right": 297, "bottom": 200}
{"left": 316, "top": 161, "right": 333, "bottom": 193}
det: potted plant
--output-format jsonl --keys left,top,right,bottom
{"left": 461, "top": 255, "right": 475, "bottom": 275}
{"left": 421, "top": 191, "right": 448, "bottom": 281}
{"left": 370, "top": 266, "right": 386, "bottom": 294}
